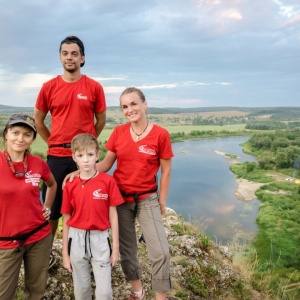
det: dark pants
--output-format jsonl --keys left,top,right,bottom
{"left": 0, "top": 234, "right": 52, "bottom": 300}
{"left": 42, "top": 155, "right": 77, "bottom": 219}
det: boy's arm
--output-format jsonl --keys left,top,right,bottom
{"left": 62, "top": 214, "right": 72, "bottom": 272}
{"left": 109, "top": 206, "right": 119, "bottom": 267}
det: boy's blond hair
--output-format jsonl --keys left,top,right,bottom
{"left": 71, "top": 133, "right": 99, "bottom": 153}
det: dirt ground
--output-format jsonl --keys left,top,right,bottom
{"left": 235, "top": 172, "right": 296, "bottom": 201}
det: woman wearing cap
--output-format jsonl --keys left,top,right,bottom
{"left": 66, "top": 87, "right": 173, "bottom": 300}
{"left": 0, "top": 114, "right": 57, "bottom": 299}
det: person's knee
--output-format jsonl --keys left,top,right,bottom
{"left": 156, "top": 248, "right": 170, "bottom": 264}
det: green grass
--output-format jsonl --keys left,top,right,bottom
{"left": 230, "top": 151, "right": 300, "bottom": 298}
{"left": 230, "top": 162, "right": 274, "bottom": 183}
{"left": 164, "top": 123, "right": 247, "bottom": 134}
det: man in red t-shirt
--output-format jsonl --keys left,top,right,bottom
{"left": 34, "top": 36, "right": 106, "bottom": 268}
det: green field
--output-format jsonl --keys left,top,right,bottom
{"left": 164, "top": 124, "right": 246, "bottom": 134}
{"left": 30, "top": 124, "right": 247, "bottom": 154}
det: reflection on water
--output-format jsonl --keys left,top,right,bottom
{"left": 168, "top": 136, "right": 260, "bottom": 243}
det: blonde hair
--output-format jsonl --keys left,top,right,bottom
{"left": 71, "top": 133, "right": 99, "bottom": 153}
{"left": 120, "top": 87, "right": 146, "bottom": 102}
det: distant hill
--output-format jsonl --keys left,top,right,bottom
{"left": 1, "top": 104, "right": 300, "bottom": 120}
{"left": 0, "top": 104, "right": 33, "bottom": 113}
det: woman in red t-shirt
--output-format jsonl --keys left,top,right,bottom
{"left": 67, "top": 87, "right": 173, "bottom": 300}
{"left": 0, "top": 114, "right": 56, "bottom": 300}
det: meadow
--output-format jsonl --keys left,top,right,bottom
{"left": 30, "top": 123, "right": 247, "bottom": 153}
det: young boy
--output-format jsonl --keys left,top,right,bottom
{"left": 61, "top": 133, "right": 124, "bottom": 300}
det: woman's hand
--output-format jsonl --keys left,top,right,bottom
{"left": 42, "top": 207, "right": 51, "bottom": 220}
{"left": 159, "top": 202, "right": 167, "bottom": 215}
{"left": 62, "top": 170, "right": 80, "bottom": 188}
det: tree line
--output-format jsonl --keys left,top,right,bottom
{"left": 246, "top": 130, "right": 300, "bottom": 170}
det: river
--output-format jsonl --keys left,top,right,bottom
{"left": 168, "top": 136, "right": 260, "bottom": 244}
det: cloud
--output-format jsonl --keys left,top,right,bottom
{"left": 0, "top": 0, "right": 299, "bottom": 108}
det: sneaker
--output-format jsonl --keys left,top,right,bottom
{"left": 49, "top": 252, "right": 56, "bottom": 269}
{"left": 127, "top": 289, "right": 145, "bottom": 300}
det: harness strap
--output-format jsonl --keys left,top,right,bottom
{"left": 120, "top": 188, "right": 157, "bottom": 217}
{"left": 0, "top": 221, "right": 49, "bottom": 247}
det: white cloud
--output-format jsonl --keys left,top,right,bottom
{"left": 222, "top": 9, "right": 243, "bottom": 20}
{"left": 0, "top": 0, "right": 299, "bottom": 107}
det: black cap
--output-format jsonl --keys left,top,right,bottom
{"left": 7, "top": 114, "right": 37, "bottom": 132}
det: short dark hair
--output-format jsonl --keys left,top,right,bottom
{"left": 59, "top": 36, "right": 85, "bottom": 67}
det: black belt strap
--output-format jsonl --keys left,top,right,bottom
{"left": 0, "top": 221, "right": 49, "bottom": 248}
{"left": 120, "top": 188, "right": 157, "bottom": 217}
{"left": 48, "top": 143, "right": 71, "bottom": 148}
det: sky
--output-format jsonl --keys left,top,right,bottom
{"left": 0, "top": 0, "right": 299, "bottom": 108}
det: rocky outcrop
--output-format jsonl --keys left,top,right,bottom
{"left": 18, "top": 208, "right": 266, "bottom": 299}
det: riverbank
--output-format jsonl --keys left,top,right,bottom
{"left": 234, "top": 178, "right": 264, "bottom": 201}
{"left": 213, "top": 149, "right": 263, "bottom": 201}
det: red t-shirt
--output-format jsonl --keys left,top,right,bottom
{"left": 61, "top": 172, "right": 124, "bottom": 230}
{"left": 105, "top": 123, "right": 174, "bottom": 202}
{"left": 35, "top": 75, "right": 106, "bottom": 157}
{"left": 0, "top": 152, "right": 52, "bottom": 249}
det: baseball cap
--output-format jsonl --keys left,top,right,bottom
{"left": 7, "top": 114, "right": 37, "bottom": 132}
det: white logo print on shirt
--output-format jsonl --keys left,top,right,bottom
{"left": 25, "top": 171, "right": 41, "bottom": 186}
{"left": 138, "top": 145, "right": 156, "bottom": 156}
{"left": 77, "top": 93, "right": 88, "bottom": 100}
{"left": 93, "top": 189, "right": 108, "bottom": 200}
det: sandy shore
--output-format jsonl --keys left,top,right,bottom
{"left": 213, "top": 149, "right": 263, "bottom": 201}
{"left": 235, "top": 178, "right": 264, "bottom": 201}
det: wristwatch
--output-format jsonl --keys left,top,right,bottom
{"left": 45, "top": 208, "right": 51, "bottom": 214}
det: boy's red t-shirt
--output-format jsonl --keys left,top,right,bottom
{"left": 62, "top": 172, "right": 124, "bottom": 230}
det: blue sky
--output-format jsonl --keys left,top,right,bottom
{"left": 0, "top": 0, "right": 299, "bottom": 108}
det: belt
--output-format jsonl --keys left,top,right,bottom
{"left": 120, "top": 188, "right": 157, "bottom": 217}
{"left": 0, "top": 221, "right": 49, "bottom": 249}
{"left": 48, "top": 143, "right": 71, "bottom": 148}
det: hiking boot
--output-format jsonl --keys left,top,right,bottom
{"left": 49, "top": 251, "right": 56, "bottom": 269}
{"left": 127, "top": 289, "right": 145, "bottom": 300}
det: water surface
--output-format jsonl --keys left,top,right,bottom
{"left": 168, "top": 136, "right": 260, "bottom": 243}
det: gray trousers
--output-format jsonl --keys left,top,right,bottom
{"left": 68, "top": 227, "right": 112, "bottom": 300}
{"left": 117, "top": 193, "right": 172, "bottom": 292}
{"left": 0, "top": 234, "right": 52, "bottom": 300}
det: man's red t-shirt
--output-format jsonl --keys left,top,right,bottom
{"left": 35, "top": 75, "right": 106, "bottom": 157}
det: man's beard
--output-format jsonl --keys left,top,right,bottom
{"left": 64, "top": 64, "right": 78, "bottom": 73}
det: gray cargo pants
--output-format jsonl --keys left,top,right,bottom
{"left": 117, "top": 193, "right": 172, "bottom": 292}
